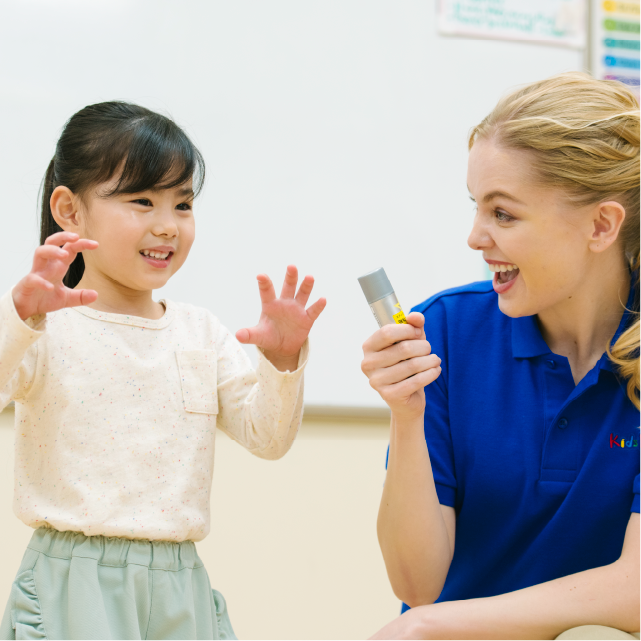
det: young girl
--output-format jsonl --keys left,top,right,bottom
{"left": 0, "top": 101, "right": 325, "bottom": 640}
{"left": 362, "top": 72, "right": 639, "bottom": 639}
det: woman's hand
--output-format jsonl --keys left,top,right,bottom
{"left": 369, "top": 606, "right": 435, "bottom": 640}
{"left": 12, "top": 232, "right": 99, "bottom": 321}
{"left": 361, "top": 311, "right": 441, "bottom": 421}
{"left": 235, "top": 265, "right": 326, "bottom": 372}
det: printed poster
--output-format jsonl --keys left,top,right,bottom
{"left": 438, "top": 0, "right": 587, "bottom": 48}
{"left": 592, "top": 0, "right": 640, "bottom": 93}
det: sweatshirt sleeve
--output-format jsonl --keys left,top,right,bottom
{"left": 214, "top": 321, "right": 308, "bottom": 460}
{"left": 0, "top": 289, "right": 46, "bottom": 410}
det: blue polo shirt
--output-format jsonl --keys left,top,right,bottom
{"left": 398, "top": 278, "right": 639, "bottom": 612}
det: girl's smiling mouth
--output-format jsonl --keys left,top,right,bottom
{"left": 140, "top": 246, "right": 175, "bottom": 268}
{"left": 487, "top": 260, "right": 520, "bottom": 294}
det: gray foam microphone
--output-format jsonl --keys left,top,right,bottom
{"left": 358, "top": 267, "right": 408, "bottom": 328}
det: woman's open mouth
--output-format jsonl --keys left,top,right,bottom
{"left": 489, "top": 262, "right": 520, "bottom": 294}
{"left": 139, "top": 249, "right": 174, "bottom": 268}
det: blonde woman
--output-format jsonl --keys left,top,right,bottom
{"left": 361, "top": 73, "right": 639, "bottom": 640}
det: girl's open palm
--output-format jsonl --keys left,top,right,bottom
{"left": 235, "top": 265, "right": 326, "bottom": 359}
{"left": 12, "top": 232, "right": 99, "bottom": 321}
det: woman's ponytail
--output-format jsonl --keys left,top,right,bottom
{"left": 608, "top": 255, "right": 640, "bottom": 410}
{"left": 39, "top": 156, "right": 85, "bottom": 288}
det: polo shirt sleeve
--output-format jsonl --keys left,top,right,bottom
{"left": 630, "top": 474, "right": 641, "bottom": 512}
{"left": 412, "top": 297, "right": 458, "bottom": 510}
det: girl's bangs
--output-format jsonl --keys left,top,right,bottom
{"left": 104, "top": 116, "right": 205, "bottom": 198}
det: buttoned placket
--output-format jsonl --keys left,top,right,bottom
{"left": 539, "top": 355, "right": 604, "bottom": 483}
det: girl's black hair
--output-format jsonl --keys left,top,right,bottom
{"left": 40, "top": 101, "right": 205, "bottom": 288}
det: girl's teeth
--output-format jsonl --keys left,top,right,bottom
{"left": 141, "top": 250, "right": 170, "bottom": 259}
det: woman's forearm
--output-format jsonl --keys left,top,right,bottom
{"left": 377, "top": 412, "right": 453, "bottom": 607}
{"left": 414, "top": 557, "right": 639, "bottom": 640}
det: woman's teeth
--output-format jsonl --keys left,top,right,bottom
{"left": 141, "top": 250, "right": 170, "bottom": 259}
{"left": 488, "top": 263, "right": 518, "bottom": 273}
{"left": 489, "top": 262, "right": 520, "bottom": 285}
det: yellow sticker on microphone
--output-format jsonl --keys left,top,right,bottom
{"left": 393, "top": 310, "right": 407, "bottom": 324}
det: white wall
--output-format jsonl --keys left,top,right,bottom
{"left": 0, "top": 0, "right": 584, "bottom": 408}
{"left": 0, "top": 408, "right": 398, "bottom": 640}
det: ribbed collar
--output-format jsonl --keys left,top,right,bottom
{"left": 72, "top": 299, "right": 174, "bottom": 330}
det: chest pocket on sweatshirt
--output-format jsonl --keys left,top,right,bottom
{"left": 176, "top": 350, "right": 219, "bottom": 414}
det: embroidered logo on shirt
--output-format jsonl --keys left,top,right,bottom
{"left": 610, "top": 433, "right": 639, "bottom": 448}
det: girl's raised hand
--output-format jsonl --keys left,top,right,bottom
{"left": 235, "top": 265, "right": 326, "bottom": 371}
{"left": 12, "top": 232, "right": 99, "bottom": 321}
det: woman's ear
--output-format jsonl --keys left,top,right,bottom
{"left": 50, "top": 186, "right": 82, "bottom": 232}
{"left": 588, "top": 201, "right": 626, "bottom": 254}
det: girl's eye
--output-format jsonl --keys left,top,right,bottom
{"left": 176, "top": 202, "right": 192, "bottom": 211}
{"left": 133, "top": 198, "right": 153, "bottom": 207}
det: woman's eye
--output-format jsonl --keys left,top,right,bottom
{"left": 494, "top": 209, "right": 514, "bottom": 223}
{"left": 133, "top": 198, "right": 153, "bottom": 207}
{"left": 176, "top": 202, "right": 192, "bottom": 211}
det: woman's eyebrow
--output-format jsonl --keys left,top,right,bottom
{"left": 482, "top": 190, "right": 524, "bottom": 204}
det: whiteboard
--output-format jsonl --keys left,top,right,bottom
{"left": 0, "top": 0, "right": 583, "bottom": 409}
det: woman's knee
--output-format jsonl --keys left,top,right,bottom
{"left": 555, "top": 624, "right": 641, "bottom": 640}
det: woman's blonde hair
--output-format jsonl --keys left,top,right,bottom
{"left": 469, "top": 72, "right": 640, "bottom": 409}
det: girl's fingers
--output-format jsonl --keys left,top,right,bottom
{"left": 62, "top": 238, "right": 98, "bottom": 264}
{"left": 294, "top": 275, "right": 314, "bottom": 306}
{"left": 22, "top": 273, "right": 55, "bottom": 293}
{"left": 44, "top": 231, "right": 80, "bottom": 246}
{"left": 32, "top": 245, "right": 68, "bottom": 272}
{"left": 65, "top": 288, "right": 98, "bottom": 308}
{"left": 256, "top": 274, "right": 277, "bottom": 305}
{"left": 306, "top": 297, "right": 326, "bottom": 323}
{"left": 280, "top": 265, "right": 298, "bottom": 299}
{"left": 235, "top": 325, "right": 267, "bottom": 346}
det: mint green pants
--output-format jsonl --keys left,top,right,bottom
{"left": 0, "top": 528, "right": 236, "bottom": 640}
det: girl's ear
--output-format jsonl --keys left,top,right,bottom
{"left": 50, "top": 186, "right": 82, "bottom": 232}
{"left": 588, "top": 201, "right": 626, "bottom": 254}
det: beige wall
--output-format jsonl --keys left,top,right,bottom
{"left": 0, "top": 408, "right": 400, "bottom": 640}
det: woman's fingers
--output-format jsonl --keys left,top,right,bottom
{"left": 280, "top": 265, "right": 298, "bottom": 299}
{"left": 405, "top": 311, "right": 426, "bottom": 338}
{"left": 377, "top": 365, "right": 442, "bottom": 408}
{"left": 391, "top": 365, "right": 442, "bottom": 398}
{"left": 363, "top": 320, "right": 423, "bottom": 353}
{"left": 369, "top": 354, "right": 441, "bottom": 388}
{"left": 362, "top": 337, "right": 432, "bottom": 374}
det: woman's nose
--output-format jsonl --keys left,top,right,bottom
{"left": 467, "top": 212, "right": 493, "bottom": 252}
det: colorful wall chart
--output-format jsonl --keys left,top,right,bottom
{"left": 592, "top": 0, "right": 640, "bottom": 93}
{"left": 438, "top": 0, "right": 587, "bottom": 48}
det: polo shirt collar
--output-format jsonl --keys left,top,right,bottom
{"left": 511, "top": 270, "right": 639, "bottom": 362}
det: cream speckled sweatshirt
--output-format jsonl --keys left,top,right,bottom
{"left": 0, "top": 290, "right": 308, "bottom": 542}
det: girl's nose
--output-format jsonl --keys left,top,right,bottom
{"left": 467, "top": 211, "right": 493, "bottom": 252}
{"left": 152, "top": 209, "right": 179, "bottom": 238}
